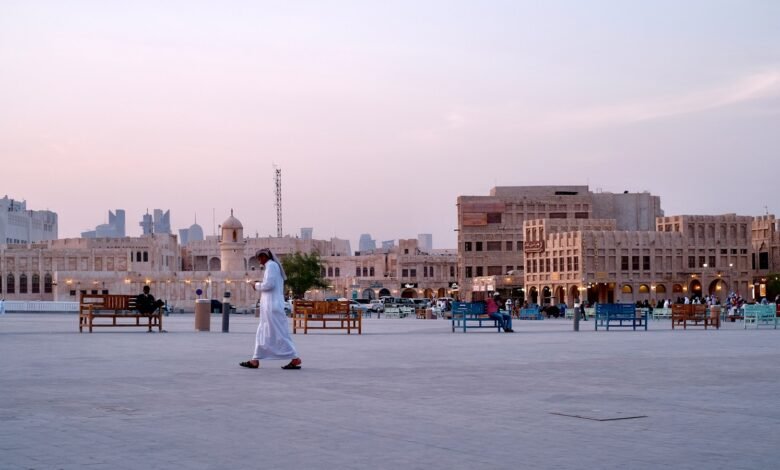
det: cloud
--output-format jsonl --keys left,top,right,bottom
{"left": 530, "top": 69, "right": 780, "bottom": 133}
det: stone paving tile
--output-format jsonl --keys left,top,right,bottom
{"left": 1, "top": 313, "right": 779, "bottom": 469}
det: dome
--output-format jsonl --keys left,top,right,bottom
{"left": 221, "top": 210, "right": 243, "bottom": 230}
{"left": 188, "top": 223, "right": 204, "bottom": 242}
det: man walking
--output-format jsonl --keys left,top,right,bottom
{"left": 240, "top": 249, "right": 302, "bottom": 370}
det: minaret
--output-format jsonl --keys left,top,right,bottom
{"left": 219, "top": 209, "right": 246, "bottom": 272}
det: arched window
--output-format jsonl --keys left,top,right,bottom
{"left": 143, "top": 252, "right": 149, "bottom": 262}
{"left": 655, "top": 284, "right": 667, "bottom": 294}
{"left": 19, "top": 274, "right": 28, "bottom": 294}
{"left": 32, "top": 273, "right": 40, "bottom": 294}
{"left": 327, "top": 267, "right": 333, "bottom": 277}
{"left": 638, "top": 284, "right": 650, "bottom": 294}
{"left": 621, "top": 284, "right": 633, "bottom": 294}
{"left": 362, "top": 267, "right": 368, "bottom": 277}
{"left": 335, "top": 267, "right": 340, "bottom": 277}
{"left": 7, "top": 273, "right": 15, "bottom": 294}
{"left": 136, "top": 251, "right": 142, "bottom": 262}
{"left": 232, "top": 230, "right": 237, "bottom": 242}
{"left": 44, "top": 273, "right": 53, "bottom": 294}
{"left": 355, "top": 267, "right": 361, "bottom": 276}
{"left": 370, "top": 267, "right": 375, "bottom": 277}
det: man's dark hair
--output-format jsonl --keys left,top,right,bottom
{"left": 143, "top": 285, "right": 150, "bottom": 293}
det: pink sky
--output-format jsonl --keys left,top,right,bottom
{"left": 2, "top": 1, "right": 778, "bottom": 249}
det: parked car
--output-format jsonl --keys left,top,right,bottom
{"left": 369, "top": 299, "right": 384, "bottom": 313}
{"left": 349, "top": 300, "right": 371, "bottom": 316}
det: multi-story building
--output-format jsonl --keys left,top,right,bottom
{"left": 82, "top": 209, "right": 126, "bottom": 238}
{"left": 523, "top": 214, "right": 754, "bottom": 306}
{"left": 0, "top": 196, "right": 58, "bottom": 244}
{"left": 316, "top": 239, "right": 458, "bottom": 300}
{"left": 457, "top": 186, "right": 662, "bottom": 300}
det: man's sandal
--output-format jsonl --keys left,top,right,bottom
{"left": 281, "top": 359, "right": 302, "bottom": 370}
{"left": 239, "top": 360, "right": 259, "bottom": 369}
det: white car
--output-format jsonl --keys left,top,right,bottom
{"left": 349, "top": 300, "right": 371, "bottom": 316}
{"left": 369, "top": 299, "right": 384, "bottom": 313}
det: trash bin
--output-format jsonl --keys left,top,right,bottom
{"left": 195, "top": 299, "right": 211, "bottom": 331}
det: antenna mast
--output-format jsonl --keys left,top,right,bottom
{"left": 275, "top": 166, "right": 283, "bottom": 237}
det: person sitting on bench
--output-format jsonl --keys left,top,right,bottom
{"left": 136, "top": 285, "right": 164, "bottom": 315}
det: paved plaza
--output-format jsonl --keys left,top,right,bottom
{"left": 1, "top": 313, "right": 779, "bottom": 470}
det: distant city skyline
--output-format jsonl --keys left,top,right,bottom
{"left": 2, "top": 1, "right": 778, "bottom": 249}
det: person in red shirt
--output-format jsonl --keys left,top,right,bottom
{"left": 486, "top": 294, "right": 513, "bottom": 332}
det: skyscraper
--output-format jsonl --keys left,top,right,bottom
{"left": 417, "top": 233, "right": 433, "bottom": 253}
{"left": 82, "top": 209, "right": 125, "bottom": 238}
{"left": 358, "top": 233, "right": 376, "bottom": 253}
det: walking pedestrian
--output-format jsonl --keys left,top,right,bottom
{"left": 240, "top": 249, "right": 302, "bottom": 370}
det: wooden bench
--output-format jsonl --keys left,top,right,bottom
{"left": 743, "top": 304, "right": 777, "bottom": 329}
{"left": 79, "top": 294, "right": 163, "bottom": 333}
{"left": 671, "top": 304, "right": 717, "bottom": 329}
{"left": 292, "top": 300, "right": 361, "bottom": 334}
{"left": 594, "top": 303, "right": 647, "bottom": 331}
{"left": 450, "top": 302, "right": 501, "bottom": 333}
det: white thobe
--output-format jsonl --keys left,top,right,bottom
{"left": 253, "top": 261, "right": 298, "bottom": 360}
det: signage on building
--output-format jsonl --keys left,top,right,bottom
{"left": 401, "top": 283, "right": 418, "bottom": 289}
{"left": 524, "top": 241, "right": 545, "bottom": 253}
{"left": 449, "top": 282, "right": 459, "bottom": 289}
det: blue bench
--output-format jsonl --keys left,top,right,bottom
{"left": 450, "top": 302, "right": 501, "bottom": 333}
{"left": 519, "top": 307, "right": 543, "bottom": 320}
{"left": 743, "top": 304, "right": 777, "bottom": 329}
{"left": 595, "top": 303, "right": 647, "bottom": 331}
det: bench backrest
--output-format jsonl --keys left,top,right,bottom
{"left": 595, "top": 303, "right": 636, "bottom": 315}
{"left": 80, "top": 294, "right": 137, "bottom": 311}
{"left": 293, "top": 300, "right": 349, "bottom": 315}
{"left": 452, "top": 302, "right": 486, "bottom": 315}
{"left": 743, "top": 304, "right": 775, "bottom": 316}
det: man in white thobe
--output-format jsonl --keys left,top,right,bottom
{"left": 240, "top": 249, "right": 301, "bottom": 370}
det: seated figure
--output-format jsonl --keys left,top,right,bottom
{"left": 136, "top": 285, "right": 165, "bottom": 315}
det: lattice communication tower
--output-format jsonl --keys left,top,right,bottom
{"left": 275, "top": 166, "right": 283, "bottom": 237}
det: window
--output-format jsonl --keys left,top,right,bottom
{"left": 553, "top": 258, "right": 558, "bottom": 272}
{"left": 632, "top": 256, "right": 639, "bottom": 270}
{"left": 423, "top": 266, "right": 428, "bottom": 277}
{"left": 410, "top": 269, "right": 416, "bottom": 278}
{"left": 621, "top": 256, "right": 629, "bottom": 270}
{"left": 143, "top": 252, "right": 149, "bottom": 262}
{"left": 574, "top": 256, "right": 579, "bottom": 271}
{"left": 709, "top": 256, "right": 716, "bottom": 268}
{"left": 32, "top": 273, "right": 40, "bottom": 294}
{"left": 404, "top": 249, "right": 409, "bottom": 254}
{"left": 545, "top": 259, "right": 551, "bottom": 272}
{"left": 363, "top": 267, "right": 368, "bottom": 277}
{"left": 505, "top": 241, "right": 513, "bottom": 251}
{"left": 7, "top": 273, "right": 14, "bottom": 294}
{"left": 334, "top": 268, "right": 340, "bottom": 277}
{"left": 19, "top": 274, "right": 27, "bottom": 294}
{"left": 370, "top": 267, "right": 375, "bottom": 277}
{"left": 356, "top": 267, "right": 361, "bottom": 276}
{"left": 429, "top": 267, "right": 434, "bottom": 277}
{"left": 688, "top": 256, "right": 696, "bottom": 268}
{"left": 643, "top": 256, "right": 650, "bottom": 271}
{"left": 699, "top": 256, "right": 706, "bottom": 267}
{"left": 136, "top": 252, "right": 142, "bottom": 262}
{"left": 567, "top": 257, "right": 573, "bottom": 271}
{"left": 487, "top": 266, "right": 503, "bottom": 275}
{"left": 759, "top": 252, "right": 769, "bottom": 270}
{"left": 517, "top": 241, "right": 524, "bottom": 251}
{"left": 450, "top": 266, "right": 455, "bottom": 277}
{"left": 487, "top": 213, "right": 502, "bottom": 224}
{"left": 232, "top": 230, "right": 237, "bottom": 242}
{"left": 402, "top": 269, "right": 409, "bottom": 277}
{"left": 465, "top": 267, "right": 473, "bottom": 278}
{"left": 506, "top": 266, "right": 514, "bottom": 274}
{"left": 465, "top": 242, "right": 472, "bottom": 251}
{"left": 44, "top": 273, "right": 52, "bottom": 293}
{"left": 476, "top": 266, "right": 484, "bottom": 276}
{"left": 486, "top": 241, "right": 502, "bottom": 251}
{"left": 327, "top": 267, "right": 333, "bottom": 277}
{"left": 475, "top": 242, "right": 483, "bottom": 252}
